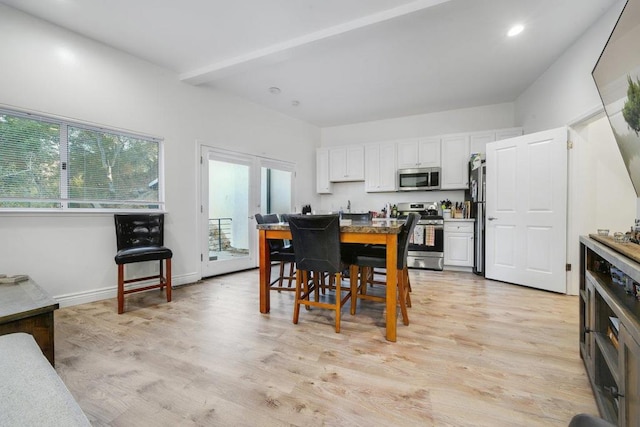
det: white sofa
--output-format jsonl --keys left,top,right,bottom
{"left": 0, "top": 333, "right": 90, "bottom": 426}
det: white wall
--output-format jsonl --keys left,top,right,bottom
{"left": 566, "top": 116, "right": 637, "bottom": 294}
{"left": 515, "top": 0, "right": 627, "bottom": 132}
{"left": 513, "top": 0, "right": 635, "bottom": 295}
{"left": 321, "top": 102, "right": 516, "bottom": 145}
{"left": 0, "top": 5, "right": 320, "bottom": 305}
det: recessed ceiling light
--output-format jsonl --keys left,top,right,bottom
{"left": 508, "top": 24, "right": 524, "bottom": 37}
{"left": 268, "top": 86, "right": 281, "bottom": 95}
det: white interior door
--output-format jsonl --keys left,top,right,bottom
{"left": 485, "top": 127, "right": 567, "bottom": 293}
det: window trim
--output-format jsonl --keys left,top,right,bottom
{"left": 0, "top": 107, "right": 165, "bottom": 213}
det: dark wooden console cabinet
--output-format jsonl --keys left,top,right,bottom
{"left": 580, "top": 236, "right": 640, "bottom": 426}
{"left": 0, "top": 279, "right": 59, "bottom": 366}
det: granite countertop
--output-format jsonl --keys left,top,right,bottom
{"left": 444, "top": 218, "right": 475, "bottom": 222}
{"left": 256, "top": 221, "right": 403, "bottom": 234}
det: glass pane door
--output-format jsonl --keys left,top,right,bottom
{"left": 260, "top": 158, "right": 293, "bottom": 215}
{"left": 201, "top": 147, "right": 256, "bottom": 277}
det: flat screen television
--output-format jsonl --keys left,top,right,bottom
{"left": 592, "top": 0, "right": 640, "bottom": 196}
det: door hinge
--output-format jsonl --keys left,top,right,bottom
{"left": 567, "top": 140, "right": 574, "bottom": 149}
{"left": 201, "top": 205, "right": 203, "bottom": 213}
{"left": 566, "top": 263, "right": 572, "bottom": 271}
{"left": 201, "top": 253, "right": 203, "bottom": 262}
{"left": 200, "top": 156, "right": 203, "bottom": 164}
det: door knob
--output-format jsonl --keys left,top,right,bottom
{"left": 488, "top": 217, "right": 498, "bottom": 221}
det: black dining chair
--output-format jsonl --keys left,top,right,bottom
{"left": 255, "top": 213, "right": 296, "bottom": 291}
{"left": 288, "top": 214, "right": 352, "bottom": 333}
{"left": 346, "top": 212, "right": 420, "bottom": 325}
{"left": 114, "top": 214, "right": 173, "bottom": 314}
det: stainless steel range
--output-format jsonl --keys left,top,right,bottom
{"left": 397, "top": 202, "right": 444, "bottom": 271}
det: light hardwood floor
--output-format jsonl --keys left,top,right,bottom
{"left": 54, "top": 269, "right": 598, "bottom": 426}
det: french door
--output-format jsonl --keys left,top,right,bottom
{"left": 199, "top": 145, "right": 294, "bottom": 278}
{"left": 201, "top": 147, "right": 255, "bottom": 277}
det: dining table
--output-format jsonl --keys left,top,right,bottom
{"left": 256, "top": 218, "right": 403, "bottom": 342}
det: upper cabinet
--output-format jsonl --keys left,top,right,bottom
{"left": 440, "top": 134, "right": 470, "bottom": 190}
{"left": 316, "top": 127, "right": 523, "bottom": 194}
{"left": 396, "top": 137, "right": 441, "bottom": 169}
{"left": 365, "top": 141, "right": 397, "bottom": 192}
{"left": 316, "top": 148, "right": 332, "bottom": 193}
{"left": 329, "top": 145, "right": 364, "bottom": 182}
{"left": 470, "top": 127, "right": 523, "bottom": 155}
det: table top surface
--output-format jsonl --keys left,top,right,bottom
{"left": 0, "top": 279, "right": 59, "bottom": 323}
{"left": 257, "top": 219, "right": 403, "bottom": 234}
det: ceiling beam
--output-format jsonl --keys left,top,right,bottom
{"left": 179, "top": 0, "right": 450, "bottom": 85}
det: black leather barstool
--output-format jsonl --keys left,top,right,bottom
{"left": 346, "top": 212, "right": 420, "bottom": 325}
{"left": 114, "top": 214, "right": 173, "bottom": 314}
{"left": 255, "top": 213, "right": 296, "bottom": 291}
{"left": 288, "top": 214, "right": 352, "bottom": 333}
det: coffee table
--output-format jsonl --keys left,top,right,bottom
{"left": 0, "top": 279, "right": 59, "bottom": 366}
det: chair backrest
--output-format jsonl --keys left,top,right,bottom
{"left": 397, "top": 212, "right": 420, "bottom": 269}
{"left": 288, "top": 214, "right": 341, "bottom": 274}
{"left": 278, "top": 213, "right": 291, "bottom": 223}
{"left": 255, "top": 213, "right": 285, "bottom": 251}
{"left": 114, "top": 214, "right": 164, "bottom": 251}
{"left": 341, "top": 212, "right": 372, "bottom": 223}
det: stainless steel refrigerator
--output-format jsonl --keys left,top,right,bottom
{"left": 469, "top": 157, "right": 486, "bottom": 276}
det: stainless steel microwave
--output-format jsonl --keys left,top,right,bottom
{"left": 397, "top": 167, "right": 440, "bottom": 191}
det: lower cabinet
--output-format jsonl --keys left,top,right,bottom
{"left": 580, "top": 235, "right": 640, "bottom": 426}
{"left": 619, "top": 324, "right": 640, "bottom": 426}
{"left": 444, "top": 220, "right": 474, "bottom": 267}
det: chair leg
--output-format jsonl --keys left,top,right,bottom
{"left": 313, "top": 272, "right": 320, "bottom": 304}
{"left": 277, "top": 261, "right": 286, "bottom": 291}
{"left": 361, "top": 267, "right": 370, "bottom": 295}
{"left": 293, "top": 270, "right": 303, "bottom": 324}
{"left": 350, "top": 265, "right": 359, "bottom": 315}
{"left": 398, "top": 272, "right": 409, "bottom": 326}
{"left": 287, "top": 262, "right": 295, "bottom": 288}
{"left": 117, "top": 265, "right": 125, "bottom": 314}
{"left": 404, "top": 267, "right": 411, "bottom": 308}
{"left": 334, "top": 272, "right": 341, "bottom": 333}
{"left": 165, "top": 258, "right": 172, "bottom": 302}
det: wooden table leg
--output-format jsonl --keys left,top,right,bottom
{"left": 385, "top": 233, "right": 398, "bottom": 342}
{"left": 259, "top": 229, "right": 271, "bottom": 313}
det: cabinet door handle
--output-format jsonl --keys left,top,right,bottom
{"left": 488, "top": 217, "right": 498, "bottom": 221}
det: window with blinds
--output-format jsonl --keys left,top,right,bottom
{"left": 0, "top": 109, "right": 163, "bottom": 211}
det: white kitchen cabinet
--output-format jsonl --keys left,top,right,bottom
{"left": 397, "top": 137, "right": 440, "bottom": 169}
{"left": 365, "top": 141, "right": 397, "bottom": 192}
{"left": 440, "top": 134, "right": 470, "bottom": 189}
{"left": 329, "top": 145, "right": 364, "bottom": 182}
{"left": 316, "top": 148, "right": 331, "bottom": 193}
{"left": 444, "top": 220, "right": 474, "bottom": 267}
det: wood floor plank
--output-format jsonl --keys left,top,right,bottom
{"left": 54, "top": 269, "right": 597, "bottom": 426}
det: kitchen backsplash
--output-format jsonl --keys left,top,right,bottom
{"left": 316, "top": 181, "right": 466, "bottom": 214}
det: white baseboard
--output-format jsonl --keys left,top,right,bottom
{"left": 54, "top": 272, "right": 201, "bottom": 308}
{"left": 443, "top": 265, "right": 473, "bottom": 273}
